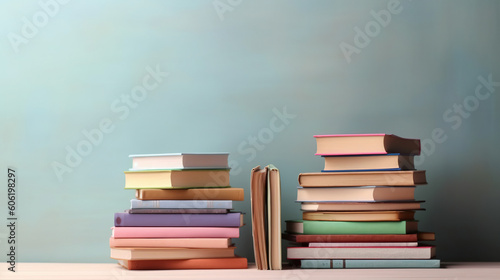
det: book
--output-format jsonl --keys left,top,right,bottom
{"left": 130, "top": 199, "right": 233, "bottom": 209}
{"left": 301, "top": 201, "right": 424, "bottom": 211}
{"left": 267, "top": 165, "right": 282, "bottom": 270}
{"left": 124, "top": 169, "right": 230, "bottom": 189}
{"left": 114, "top": 212, "right": 243, "bottom": 227}
{"left": 302, "top": 211, "right": 415, "bottom": 221}
{"left": 297, "top": 186, "right": 415, "bottom": 202}
{"left": 118, "top": 256, "right": 248, "bottom": 270}
{"left": 109, "top": 237, "right": 232, "bottom": 248}
{"left": 111, "top": 226, "right": 240, "bottom": 238}
{"left": 129, "top": 153, "right": 229, "bottom": 170}
{"left": 322, "top": 154, "right": 414, "bottom": 172}
{"left": 286, "top": 220, "right": 418, "bottom": 235}
{"left": 287, "top": 246, "right": 436, "bottom": 259}
{"left": 135, "top": 188, "right": 245, "bottom": 201}
{"left": 250, "top": 165, "right": 268, "bottom": 270}
{"left": 250, "top": 165, "right": 282, "bottom": 270}
{"left": 308, "top": 242, "right": 418, "bottom": 247}
{"left": 110, "top": 247, "right": 235, "bottom": 260}
{"left": 127, "top": 208, "right": 229, "bottom": 214}
{"left": 314, "top": 134, "right": 421, "bottom": 156}
{"left": 298, "top": 170, "right": 427, "bottom": 187}
{"left": 418, "top": 231, "right": 436, "bottom": 241}
{"left": 282, "top": 233, "right": 419, "bottom": 243}
{"left": 298, "top": 259, "right": 440, "bottom": 269}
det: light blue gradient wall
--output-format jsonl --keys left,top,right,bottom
{"left": 0, "top": 0, "right": 499, "bottom": 263}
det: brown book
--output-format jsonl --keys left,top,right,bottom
{"left": 301, "top": 201, "right": 424, "bottom": 211}
{"left": 314, "top": 134, "right": 421, "bottom": 155}
{"left": 282, "top": 233, "right": 419, "bottom": 243}
{"left": 250, "top": 166, "right": 268, "bottom": 270}
{"left": 250, "top": 165, "right": 282, "bottom": 270}
{"left": 302, "top": 211, "right": 415, "bottom": 222}
{"left": 297, "top": 186, "right": 415, "bottom": 202}
{"left": 118, "top": 256, "right": 248, "bottom": 270}
{"left": 124, "top": 169, "right": 230, "bottom": 189}
{"left": 298, "top": 170, "right": 427, "bottom": 187}
{"left": 136, "top": 188, "right": 244, "bottom": 201}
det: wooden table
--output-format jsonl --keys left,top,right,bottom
{"left": 1, "top": 262, "right": 499, "bottom": 279}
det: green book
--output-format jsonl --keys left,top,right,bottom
{"left": 300, "top": 259, "right": 441, "bottom": 269}
{"left": 285, "top": 220, "right": 418, "bottom": 235}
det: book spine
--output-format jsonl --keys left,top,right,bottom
{"left": 120, "top": 257, "right": 248, "bottom": 270}
{"left": 303, "top": 220, "right": 414, "bottom": 235}
{"left": 130, "top": 199, "right": 233, "bottom": 209}
{"left": 112, "top": 227, "right": 240, "bottom": 238}
{"left": 300, "top": 259, "right": 440, "bottom": 269}
{"left": 345, "top": 259, "right": 440, "bottom": 268}
{"left": 114, "top": 212, "right": 242, "bottom": 227}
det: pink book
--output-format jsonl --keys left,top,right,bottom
{"left": 111, "top": 227, "right": 240, "bottom": 238}
{"left": 313, "top": 134, "right": 421, "bottom": 156}
{"left": 109, "top": 237, "right": 231, "bottom": 248}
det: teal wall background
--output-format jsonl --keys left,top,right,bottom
{"left": 1, "top": 0, "right": 499, "bottom": 263}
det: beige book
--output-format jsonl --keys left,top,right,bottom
{"left": 136, "top": 188, "right": 244, "bottom": 201}
{"left": 298, "top": 170, "right": 427, "bottom": 187}
{"left": 297, "top": 186, "right": 415, "bottom": 202}
{"left": 110, "top": 247, "right": 235, "bottom": 260}
{"left": 301, "top": 201, "right": 423, "bottom": 211}
{"left": 124, "top": 169, "right": 230, "bottom": 189}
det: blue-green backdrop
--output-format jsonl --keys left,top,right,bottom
{"left": 1, "top": 0, "right": 499, "bottom": 263}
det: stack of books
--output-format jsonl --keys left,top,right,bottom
{"left": 110, "top": 153, "right": 248, "bottom": 270}
{"left": 283, "top": 134, "right": 440, "bottom": 269}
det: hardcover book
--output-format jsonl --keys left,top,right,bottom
{"left": 314, "top": 134, "right": 421, "bottom": 156}
{"left": 307, "top": 242, "right": 418, "bottom": 247}
{"left": 135, "top": 188, "right": 244, "bottom": 201}
{"left": 127, "top": 208, "right": 229, "bottom": 214}
{"left": 322, "top": 154, "right": 414, "bottom": 172}
{"left": 286, "top": 220, "right": 418, "bottom": 235}
{"left": 109, "top": 237, "right": 232, "bottom": 248}
{"left": 110, "top": 247, "right": 235, "bottom": 260}
{"left": 111, "top": 226, "right": 240, "bottom": 238}
{"left": 287, "top": 246, "right": 436, "bottom": 259}
{"left": 282, "top": 233, "right": 419, "bottom": 243}
{"left": 298, "top": 170, "right": 427, "bottom": 187}
{"left": 130, "top": 199, "right": 233, "bottom": 209}
{"left": 118, "top": 256, "right": 248, "bottom": 270}
{"left": 300, "top": 201, "right": 423, "bottom": 211}
{"left": 129, "top": 153, "right": 229, "bottom": 170}
{"left": 114, "top": 212, "right": 243, "bottom": 227}
{"left": 298, "top": 259, "right": 440, "bottom": 269}
{"left": 124, "top": 169, "right": 230, "bottom": 189}
{"left": 296, "top": 186, "right": 415, "bottom": 202}
{"left": 302, "top": 211, "right": 415, "bottom": 222}
{"left": 250, "top": 164, "right": 282, "bottom": 270}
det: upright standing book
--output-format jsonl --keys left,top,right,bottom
{"left": 250, "top": 164, "right": 282, "bottom": 270}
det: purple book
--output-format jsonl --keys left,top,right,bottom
{"left": 114, "top": 212, "right": 242, "bottom": 227}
